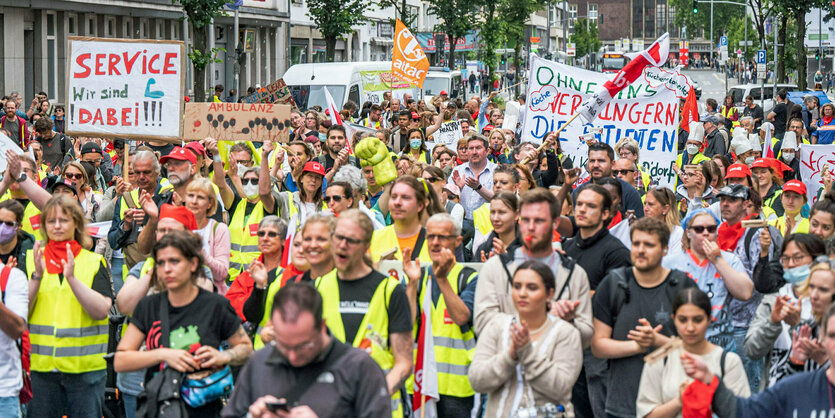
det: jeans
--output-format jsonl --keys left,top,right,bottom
{"left": 572, "top": 349, "right": 609, "bottom": 418}
{"left": 733, "top": 326, "right": 764, "bottom": 393}
{"left": 29, "top": 370, "right": 106, "bottom": 418}
{"left": 117, "top": 369, "right": 144, "bottom": 418}
{"left": 438, "top": 394, "right": 475, "bottom": 417}
{"left": 0, "top": 396, "right": 20, "bottom": 418}
{"left": 123, "top": 393, "right": 137, "bottom": 418}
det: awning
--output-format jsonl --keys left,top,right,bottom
{"left": 371, "top": 37, "right": 394, "bottom": 46}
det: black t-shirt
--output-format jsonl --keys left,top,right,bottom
{"left": 592, "top": 269, "right": 696, "bottom": 416}
{"left": 146, "top": 142, "right": 175, "bottom": 158}
{"left": 337, "top": 270, "right": 412, "bottom": 343}
{"left": 773, "top": 102, "right": 787, "bottom": 133}
{"left": 38, "top": 133, "right": 71, "bottom": 170}
{"left": 130, "top": 289, "right": 241, "bottom": 383}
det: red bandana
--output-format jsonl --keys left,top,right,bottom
{"left": 44, "top": 240, "right": 83, "bottom": 275}
{"left": 717, "top": 214, "right": 752, "bottom": 252}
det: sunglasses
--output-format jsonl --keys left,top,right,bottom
{"left": 323, "top": 195, "right": 345, "bottom": 203}
{"left": 64, "top": 173, "right": 83, "bottom": 180}
{"left": 612, "top": 169, "right": 634, "bottom": 176}
{"left": 690, "top": 225, "right": 718, "bottom": 234}
{"left": 241, "top": 178, "right": 258, "bottom": 185}
{"left": 257, "top": 231, "right": 279, "bottom": 238}
{"left": 0, "top": 220, "right": 17, "bottom": 227}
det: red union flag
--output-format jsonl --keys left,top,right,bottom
{"left": 579, "top": 32, "right": 670, "bottom": 122}
{"left": 392, "top": 19, "right": 430, "bottom": 87}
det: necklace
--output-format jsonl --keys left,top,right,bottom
{"left": 528, "top": 317, "right": 551, "bottom": 335}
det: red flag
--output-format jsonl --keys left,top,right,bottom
{"left": 762, "top": 124, "right": 774, "bottom": 158}
{"left": 323, "top": 87, "right": 353, "bottom": 154}
{"left": 681, "top": 87, "right": 699, "bottom": 133}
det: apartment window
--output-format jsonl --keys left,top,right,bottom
{"left": 105, "top": 17, "right": 116, "bottom": 38}
{"left": 549, "top": 5, "right": 557, "bottom": 26}
{"left": 292, "top": 0, "right": 302, "bottom": 4}
{"left": 588, "top": 4, "right": 598, "bottom": 22}
{"left": 87, "top": 16, "right": 97, "bottom": 36}
{"left": 68, "top": 14, "right": 77, "bottom": 35}
{"left": 569, "top": 4, "right": 577, "bottom": 29}
{"left": 156, "top": 21, "right": 165, "bottom": 39}
{"left": 172, "top": 21, "right": 181, "bottom": 40}
{"left": 47, "top": 12, "right": 57, "bottom": 96}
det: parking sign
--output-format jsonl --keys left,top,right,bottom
{"left": 756, "top": 50, "right": 766, "bottom": 76}
{"left": 720, "top": 36, "right": 728, "bottom": 49}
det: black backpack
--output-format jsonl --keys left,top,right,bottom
{"left": 603, "top": 267, "right": 693, "bottom": 320}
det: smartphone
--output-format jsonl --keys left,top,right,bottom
{"left": 265, "top": 400, "right": 289, "bottom": 413}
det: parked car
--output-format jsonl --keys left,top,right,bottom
{"left": 728, "top": 83, "right": 798, "bottom": 114}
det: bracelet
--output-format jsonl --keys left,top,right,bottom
{"left": 31, "top": 274, "right": 42, "bottom": 281}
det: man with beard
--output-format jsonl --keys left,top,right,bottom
{"left": 316, "top": 125, "right": 360, "bottom": 183}
{"left": 0, "top": 100, "right": 28, "bottom": 147}
{"left": 563, "top": 184, "right": 632, "bottom": 418}
{"left": 591, "top": 217, "right": 696, "bottom": 418}
{"left": 572, "top": 142, "right": 644, "bottom": 217}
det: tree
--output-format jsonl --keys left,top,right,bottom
{"left": 173, "top": 0, "right": 227, "bottom": 102}
{"left": 426, "top": 0, "right": 478, "bottom": 70}
{"left": 307, "top": 0, "right": 369, "bottom": 62}
{"left": 571, "top": 18, "right": 602, "bottom": 60}
{"left": 727, "top": 16, "right": 760, "bottom": 62}
{"left": 501, "top": 0, "right": 547, "bottom": 97}
{"left": 375, "top": 0, "right": 417, "bottom": 27}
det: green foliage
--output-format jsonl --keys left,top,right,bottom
{"left": 307, "top": 0, "right": 369, "bottom": 61}
{"left": 570, "top": 18, "right": 602, "bottom": 58}
{"left": 478, "top": 1, "right": 505, "bottom": 86}
{"left": 669, "top": 0, "right": 743, "bottom": 42}
{"left": 375, "top": 0, "right": 417, "bottom": 27}
{"left": 726, "top": 16, "right": 760, "bottom": 61}
{"left": 172, "top": 0, "right": 227, "bottom": 28}
{"left": 188, "top": 46, "right": 225, "bottom": 72}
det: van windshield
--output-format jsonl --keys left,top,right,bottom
{"left": 289, "top": 85, "right": 346, "bottom": 110}
{"left": 728, "top": 88, "right": 745, "bottom": 105}
{"left": 422, "top": 77, "right": 449, "bottom": 96}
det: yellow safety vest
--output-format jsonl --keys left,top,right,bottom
{"left": 769, "top": 215, "right": 810, "bottom": 236}
{"left": 675, "top": 152, "right": 710, "bottom": 168}
{"left": 27, "top": 249, "right": 109, "bottom": 373}
{"left": 414, "top": 264, "right": 476, "bottom": 397}
{"left": 228, "top": 198, "right": 266, "bottom": 282}
{"left": 369, "top": 225, "right": 431, "bottom": 263}
{"left": 762, "top": 189, "right": 783, "bottom": 214}
{"left": 720, "top": 106, "right": 740, "bottom": 128}
{"left": 315, "top": 270, "right": 403, "bottom": 417}
{"left": 473, "top": 203, "right": 492, "bottom": 237}
{"left": 21, "top": 201, "right": 43, "bottom": 240}
{"left": 252, "top": 266, "right": 287, "bottom": 350}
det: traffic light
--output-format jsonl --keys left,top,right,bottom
{"left": 693, "top": 0, "right": 698, "bottom": 13}
{"left": 817, "top": 50, "right": 821, "bottom": 60}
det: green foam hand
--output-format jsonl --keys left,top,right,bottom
{"left": 355, "top": 137, "right": 397, "bottom": 185}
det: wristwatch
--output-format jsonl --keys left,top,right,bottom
{"left": 476, "top": 184, "right": 483, "bottom": 191}
{"left": 16, "top": 173, "right": 26, "bottom": 183}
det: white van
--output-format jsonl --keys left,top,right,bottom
{"left": 423, "top": 70, "right": 465, "bottom": 100}
{"left": 728, "top": 83, "right": 798, "bottom": 114}
{"left": 282, "top": 61, "right": 419, "bottom": 110}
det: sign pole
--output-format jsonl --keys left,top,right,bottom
{"left": 520, "top": 111, "right": 582, "bottom": 165}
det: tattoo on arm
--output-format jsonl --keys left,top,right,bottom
{"left": 225, "top": 326, "right": 253, "bottom": 366}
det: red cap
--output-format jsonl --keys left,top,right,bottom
{"left": 750, "top": 158, "right": 772, "bottom": 170}
{"left": 440, "top": 90, "right": 448, "bottom": 95}
{"left": 724, "top": 163, "right": 751, "bottom": 179}
{"left": 159, "top": 204, "right": 198, "bottom": 231}
{"left": 184, "top": 141, "right": 206, "bottom": 157}
{"left": 411, "top": 111, "right": 420, "bottom": 120}
{"left": 303, "top": 161, "right": 325, "bottom": 176}
{"left": 782, "top": 179, "right": 807, "bottom": 195}
{"left": 159, "top": 147, "right": 197, "bottom": 165}
{"left": 482, "top": 125, "right": 495, "bottom": 134}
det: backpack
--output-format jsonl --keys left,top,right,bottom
{"left": 603, "top": 267, "right": 692, "bottom": 320}
{"left": 498, "top": 252, "right": 577, "bottom": 300}
{"left": 0, "top": 266, "right": 33, "bottom": 404}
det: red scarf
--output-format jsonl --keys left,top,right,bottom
{"left": 824, "top": 116, "right": 834, "bottom": 126}
{"left": 717, "top": 215, "right": 751, "bottom": 251}
{"left": 44, "top": 240, "right": 83, "bottom": 275}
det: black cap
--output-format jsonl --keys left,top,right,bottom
{"left": 716, "top": 184, "right": 749, "bottom": 200}
{"left": 49, "top": 178, "right": 78, "bottom": 196}
{"left": 80, "top": 142, "right": 102, "bottom": 156}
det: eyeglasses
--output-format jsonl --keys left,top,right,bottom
{"left": 423, "top": 176, "right": 441, "bottom": 183}
{"left": 323, "top": 195, "right": 345, "bottom": 204}
{"left": 781, "top": 254, "right": 812, "bottom": 265}
{"left": 612, "top": 169, "right": 635, "bottom": 176}
{"left": 427, "top": 234, "right": 458, "bottom": 241}
{"left": 257, "top": 231, "right": 279, "bottom": 238}
{"left": 333, "top": 233, "right": 363, "bottom": 246}
{"left": 0, "top": 220, "right": 18, "bottom": 227}
{"left": 241, "top": 178, "right": 258, "bottom": 186}
{"left": 273, "top": 338, "right": 317, "bottom": 353}
{"left": 64, "top": 173, "right": 83, "bottom": 180}
{"left": 690, "top": 225, "right": 717, "bottom": 234}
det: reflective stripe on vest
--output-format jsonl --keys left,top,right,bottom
{"left": 315, "top": 270, "right": 403, "bottom": 418}
{"left": 27, "top": 249, "right": 109, "bottom": 373}
{"left": 369, "top": 225, "right": 431, "bottom": 263}
{"left": 253, "top": 266, "right": 285, "bottom": 350}
{"left": 228, "top": 198, "right": 266, "bottom": 282}
{"left": 416, "top": 263, "right": 476, "bottom": 397}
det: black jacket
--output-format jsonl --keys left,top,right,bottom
{"left": 563, "top": 226, "right": 632, "bottom": 290}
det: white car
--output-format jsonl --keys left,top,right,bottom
{"left": 728, "top": 83, "right": 798, "bottom": 114}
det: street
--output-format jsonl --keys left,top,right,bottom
{"left": 681, "top": 69, "right": 739, "bottom": 112}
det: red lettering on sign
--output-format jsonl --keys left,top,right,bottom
{"left": 95, "top": 54, "right": 107, "bottom": 75}
{"left": 163, "top": 53, "right": 178, "bottom": 74}
{"left": 148, "top": 54, "right": 160, "bottom": 74}
{"left": 123, "top": 51, "right": 141, "bottom": 73}
{"left": 79, "top": 108, "right": 92, "bottom": 124}
{"left": 107, "top": 108, "right": 118, "bottom": 125}
{"left": 74, "top": 53, "right": 92, "bottom": 78}
{"left": 108, "top": 54, "right": 121, "bottom": 76}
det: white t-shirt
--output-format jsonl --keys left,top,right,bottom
{"left": 0, "top": 268, "right": 28, "bottom": 396}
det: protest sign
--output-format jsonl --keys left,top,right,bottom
{"left": 520, "top": 54, "right": 690, "bottom": 188}
{"left": 799, "top": 144, "right": 835, "bottom": 203}
{"left": 183, "top": 102, "right": 293, "bottom": 142}
{"left": 433, "top": 120, "right": 463, "bottom": 151}
{"left": 66, "top": 37, "right": 185, "bottom": 140}
{"left": 360, "top": 71, "right": 417, "bottom": 104}
{"left": 0, "top": 131, "right": 24, "bottom": 172}
{"left": 240, "top": 78, "right": 298, "bottom": 110}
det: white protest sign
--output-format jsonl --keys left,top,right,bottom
{"left": 0, "top": 131, "right": 24, "bottom": 173}
{"left": 502, "top": 101, "right": 521, "bottom": 131}
{"left": 434, "top": 120, "right": 463, "bottom": 151}
{"left": 799, "top": 144, "right": 835, "bottom": 203}
{"left": 66, "top": 37, "right": 185, "bottom": 140}
{"left": 520, "top": 54, "right": 690, "bottom": 188}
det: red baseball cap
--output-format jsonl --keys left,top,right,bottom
{"left": 724, "top": 163, "right": 752, "bottom": 179}
{"left": 159, "top": 146, "right": 197, "bottom": 165}
{"left": 440, "top": 90, "right": 448, "bottom": 96}
{"left": 184, "top": 142, "right": 206, "bottom": 158}
{"left": 411, "top": 111, "right": 420, "bottom": 120}
{"left": 782, "top": 179, "right": 807, "bottom": 196}
{"left": 482, "top": 125, "right": 495, "bottom": 134}
{"left": 159, "top": 203, "right": 198, "bottom": 231}
{"left": 303, "top": 161, "right": 325, "bottom": 177}
{"left": 750, "top": 158, "right": 772, "bottom": 170}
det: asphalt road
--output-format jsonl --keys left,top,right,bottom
{"left": 680, "top": 69, "right": 739, "bottom": 112}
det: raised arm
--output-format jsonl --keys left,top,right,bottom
{"left": 207, "top": 138, "right": 234, "bottom": 209}
{"left": 259, "top": 142, "right": 276, "bottom": 214}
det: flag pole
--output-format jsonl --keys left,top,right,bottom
{"left": 520, "top": 111, "right": 582, "bottom": 165}
{"left": 420, "top": 394, "right": 426, "bottom": 418}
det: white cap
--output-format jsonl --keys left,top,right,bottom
{"left": 748, "top": 133, "right": 761, "bottom": 152}
{"left": 733, "top": 137, "right": 753, "bottom": 155}
{"left": 732, "top": 127, "right": 748, "bottom": 143}
{"left": 759, "top": 121, "right": 775, "bottom": 132}
{"left": 687, "top": 122, "right": 705, "bottom": 143}
{"left": 781, "top": 131, "right": 798, "bottom": 150}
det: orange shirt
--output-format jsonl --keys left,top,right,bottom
{"left": 397, "top": 232, "right": 420, "bottom": 256}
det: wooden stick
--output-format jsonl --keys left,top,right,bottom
{"left": 420, "top": 393, "right": 426, "bottom": 418}
{"left": 520, "top": 112, "right": 583, "bottom": 165}
{"left": 122, "top": 140, "right": 129, "bottom": 180}
{"left": 495, "top": 79, "right": 527, "bottom": 95}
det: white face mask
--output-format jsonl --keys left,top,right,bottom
{"left": 237, "top": 163, "right": 248, "bottom": 178}
{"left": 745, "top": 156, "right": 755, "bottom": 165}
{"left": 783, "top": 152, "right": 795, "bottom": 163}
{"left": 686, "top": 144, "right": 699, "bottom": 155}
{"left": 243, "top": 183, "right": 259, "bottom": 199}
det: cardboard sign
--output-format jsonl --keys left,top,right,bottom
{"left": 66, "top": 37, "right": 185, "bottom": 139}
{"left": 433, "top": 120, "right": 463, "bottom": 150}
{"left": 0, "top": 131, "right": 24, "bottom": 173}
{"left": 183, "top": 102, "right": 293, "bottom": 142}
{"left": 240, "top": 78, "right": 298, "bottom": 110}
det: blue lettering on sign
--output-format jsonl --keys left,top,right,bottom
{"left": 530, "top": 115, "right": 551, "bottom": 139}
{"left": 530, "top": 90, "right": 552, "bottom": 108}
{"left": 646, "top": 130, "right": 659, "bottom": 150}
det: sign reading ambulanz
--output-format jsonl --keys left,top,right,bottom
{"left": 520, "top": 54, "right": 690, "bottom": 188}
{"left": 66, "top": 37, "right": 185, "bottom": 140}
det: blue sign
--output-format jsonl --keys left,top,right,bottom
{"left": 757, "top": 50, "right": 766, "bottom": 64}
{"left": 720, "top": 36, "right": 728, "bottom": 47}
